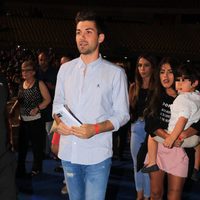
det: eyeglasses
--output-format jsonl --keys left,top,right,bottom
{"left": 175, "top": 76, "right": 191, "bottom": 82}
{"left": 21, "top": 69, "right": 34, "bottom": 72}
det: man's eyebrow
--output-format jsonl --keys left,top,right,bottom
{"left": 85, "top": 27, "right": 95, "bottom": 31}
{"left": 76, "top": 27, "right": 95, "bottom": 31}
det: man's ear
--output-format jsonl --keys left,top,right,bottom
{"left": 98, "top": 33, "right": 105, "bottom": 44}
{"left": 192, "top": 80, "right": 199, "bottom": 88}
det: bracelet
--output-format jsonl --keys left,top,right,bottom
{"left": 178, "top": 136, "right": 183, "bottom": 141}
{"left": 94, "top": 124, "right": 100, "bottom": 134}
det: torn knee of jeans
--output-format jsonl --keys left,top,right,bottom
{"left": 66, "top": 172, "right": 74, "bottom": 177}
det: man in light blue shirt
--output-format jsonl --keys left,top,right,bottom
{"left": 53, "top": 10, "right": 130, "bottom": 200}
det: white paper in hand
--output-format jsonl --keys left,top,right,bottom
{"left": 54, "top": 105, "right": 82, "bottom": 127}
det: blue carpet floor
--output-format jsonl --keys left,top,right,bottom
{"left": 16, "top": 149, "right": 200, "bottom": 200}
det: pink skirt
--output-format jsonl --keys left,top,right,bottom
{"left": 156, "top": 143, "right": 189, "bottom": 177}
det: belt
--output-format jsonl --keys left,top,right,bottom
{"left": 21, "top": 113, "right": 41, "bottom": 121}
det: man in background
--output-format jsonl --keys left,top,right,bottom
{"left": 38, "top": 52, "right": 57, "bottom": 157}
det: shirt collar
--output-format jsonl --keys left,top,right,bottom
{"left": 77, "top": 54, "right": 103, "bottom": 69}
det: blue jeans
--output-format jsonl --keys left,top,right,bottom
{"left": 62, "top": 158, "right": 112, "bottom": 200}
{"left": 130, "top": 119, "right": 150, "bottom": 198}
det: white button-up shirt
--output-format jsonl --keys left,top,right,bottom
{"left": 168, "top": 90, "right": 200, "bottom": 132}
{"left": 53, "top": 56, "right": 130, "bottom": 164}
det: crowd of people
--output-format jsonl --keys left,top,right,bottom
{"left": 0, "top": 9, "right": 200, "bottom": 200}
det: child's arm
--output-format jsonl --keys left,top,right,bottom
{"left": 163, "top": 116, "right": 188, "bottom": 148}
{"left": 154, "top": 128, "right": 169, "bottom": 139}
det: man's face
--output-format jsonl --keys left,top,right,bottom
{"left": 76, "top": 21, "right": 104, "bottom": 55}
{"left": 38, "top": 54, "right": 48, "bottom": 70}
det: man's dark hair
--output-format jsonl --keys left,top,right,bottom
{"left": 75, "top": 10, "right": 105, "bottom": 34}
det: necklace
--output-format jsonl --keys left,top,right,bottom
{"left": 24, "top": 79, "right": 35, "bottom": 89}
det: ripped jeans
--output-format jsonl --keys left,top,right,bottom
{"left": 62, "top": 158, "right": 111, "bottom": 200}
{"left": 130, "top": 120, "right": 150, "bottom": 198}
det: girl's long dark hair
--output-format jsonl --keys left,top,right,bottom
{"left": 144, "top": 57, "right": 179, "bottom": 117}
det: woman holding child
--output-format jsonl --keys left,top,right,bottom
{"left": 144, "top": 57, "right": 200, "bottom": 200}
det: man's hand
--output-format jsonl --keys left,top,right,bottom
{"left": 53, "top": 114, "right": 73, "bottom": 135}
{"left": 72, "top": 124, "right": 95, "bottom": 139}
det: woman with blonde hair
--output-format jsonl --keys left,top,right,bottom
{"left": 16, "top": 60, "right": 51, "bottom": 177}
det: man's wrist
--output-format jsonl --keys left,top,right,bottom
{"left": 94, "top": 123, "right": 100, "bottom": 134}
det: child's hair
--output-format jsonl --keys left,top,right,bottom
{"left": 177, "top": 63, "right": 200, "bottom": 85}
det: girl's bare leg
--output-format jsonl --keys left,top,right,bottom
{"left": 167, "top": 173, "right": 185, "bottom": 200}
{"left": 150, "top": 170, "right": 165, "bottom": 200}
{"left": 194, "top": 144, "right": 200, "bottom": 170}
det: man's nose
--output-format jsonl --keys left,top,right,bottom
{"left": 79, "top": 32, "right": 86, "bottom": 38}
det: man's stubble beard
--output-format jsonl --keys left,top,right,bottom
{"left": 77, "top": 43, "right": 98, "bottom": 55}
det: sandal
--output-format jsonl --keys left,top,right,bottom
{"left": 141, "top": 164, "right": 159, "bottom": 173}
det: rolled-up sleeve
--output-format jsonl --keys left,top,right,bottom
{"left": 108, "top": 69, "right": 130, "bottom": 131}
{"left": 52, "top": 66, "right": 65, "bottom": 115}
